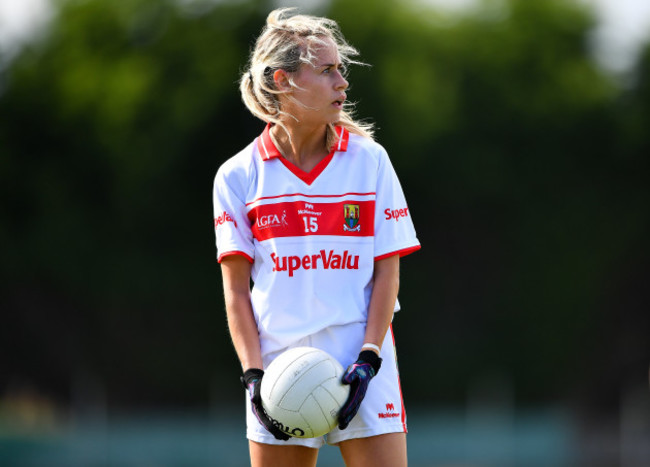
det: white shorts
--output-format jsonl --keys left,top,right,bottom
{"left": 245, "top": 321, "right": 407, "bottom": 448}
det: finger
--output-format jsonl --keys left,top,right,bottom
{"left": 338, "top": 402, "right": 359, "bottom": 430}
{"left": 338, "top": 390, "right": 362, "bottom": 428}
{"left": 342, "top": 368, "right": 359, "bottom": 384}
{"left": 269, "top": 425, "right": 290, "bottom": 441}
{"left": 257, "top": 407, "right": 290, "bottom": 440}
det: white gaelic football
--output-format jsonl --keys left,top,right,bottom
{"left": 261, "top": 347, "right": 350, "bottom": 438}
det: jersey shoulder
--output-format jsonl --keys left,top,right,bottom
{"left": 214, "top": 139, "right": 258, "bottom": 191}
{"left": 217, "top": 140, "right": 257, "bottom": 177}
{"left": 347, "top": 133, "right": 386, "bottom": 153}
{"left": 346, "top": 133, "right": 392, "bottom": 166}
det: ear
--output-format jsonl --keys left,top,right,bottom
{"left": 273, "top": 69, "right": 292, "bottom": 92}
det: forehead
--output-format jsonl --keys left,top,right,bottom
{"left": 307, "top": 36, "right": 341, "bottom": 65}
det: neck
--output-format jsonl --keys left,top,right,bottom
{"left": 271, "top": 122, "right": 329, "bottom": 171}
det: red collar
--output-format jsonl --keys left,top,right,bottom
{"left": 256, "top": 123, "right": 349, "bottom": 161}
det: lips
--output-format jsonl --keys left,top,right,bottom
{"left": 332, "top": 94, "right": 346, "bottom": 108}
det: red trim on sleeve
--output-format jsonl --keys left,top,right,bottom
{"left": 217, "top": 251, "right": 254, "bottom": 264}
{"left": 374, "top": 245, "right": 421, "bottom": 262}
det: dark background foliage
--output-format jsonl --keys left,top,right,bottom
{"left": 1, "top": 0, "right": 648, "bottom": 415}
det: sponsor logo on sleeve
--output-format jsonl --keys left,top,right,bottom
{"left": 214, "top": 211, "right": 237, "bottom": 228}
{"left": 384, "top": 206, "right": 410, "bottom": 222}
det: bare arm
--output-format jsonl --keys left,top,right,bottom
{"left": 363, "top": 254, "right": 400, "bottom": 356}
{"left": 220, "top": 255, "right": 263, "bottom": 371}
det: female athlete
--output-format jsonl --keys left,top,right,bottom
{"left": 213, "top": 8, "right": 420, "bottom": 467}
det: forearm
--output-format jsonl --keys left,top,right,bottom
{"left": 221, "top": 256, "right": 263, "bottom": 371}
{"left": 363, "top": 254, "right": 400, "bottom": 355}
{"left": 225, "top": 291, "right": 263, "bottom": 371}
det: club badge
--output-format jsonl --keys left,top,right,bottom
{"left": 343, "top": 204, "right": 361, "bottom": 232}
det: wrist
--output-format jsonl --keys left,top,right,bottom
{"left": 361, "top": 342, "right": 381, "bottom": 355}
{"left": 241, "top": 368, "right": 264, "bottom": 388}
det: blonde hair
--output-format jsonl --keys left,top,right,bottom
{"left": 240, "top": 8, "right": 374, "bottom": 148}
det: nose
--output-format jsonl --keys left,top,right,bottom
{"left": 335, "top": 70, "right": 348, "bottom": 90}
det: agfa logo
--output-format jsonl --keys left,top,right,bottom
{"left": 257, "top": 210, "right": 289, "bottom": 230}
{"left": 343, "top": 204, "right": 361, "bottom": 232}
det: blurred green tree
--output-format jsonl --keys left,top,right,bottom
{"left": 331, "top": 0, "right": 648, "bottom": 407}
{"left": 0, "top": 0, "right": 271, "bottom": 406}
{"left": 0, "top": 0, "right": 647, "bottom": 410}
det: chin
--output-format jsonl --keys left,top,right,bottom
{"left": 327, "top": 114, "right": 342, "bottom": 125}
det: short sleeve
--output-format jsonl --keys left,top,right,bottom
{"left": 213, "top": 165, "right": 255, "bottom": 263}
{"left": 373, "top": 147, "right": 420, "bottom": 260}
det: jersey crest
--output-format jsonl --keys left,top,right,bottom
{"left": 343, "top": 204, "right": 361, "bottom": 232}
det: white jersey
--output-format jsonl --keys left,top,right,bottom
{"left": 213, "top": 124, "right": 420, "bottom": 356}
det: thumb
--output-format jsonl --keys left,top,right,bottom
{"left": 342, "top": 367, "right": 358, "bottom": 385}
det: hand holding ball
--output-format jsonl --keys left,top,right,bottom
{"left": 261, "top": 347, "right": 350, "bottom": 438}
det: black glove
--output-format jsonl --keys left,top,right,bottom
{"left": 241, "top": 368, "right": 290, "bottom": 441}
{"left": 338, "top": 350, "right": 382, "bottom": 430}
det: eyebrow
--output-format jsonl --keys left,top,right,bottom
{"left": 318, "top": 63, "right": 343, "bottom": 69}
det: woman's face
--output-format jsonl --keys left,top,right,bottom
{"left": 283, "top": 37, "right": 349, "bottom": 127}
